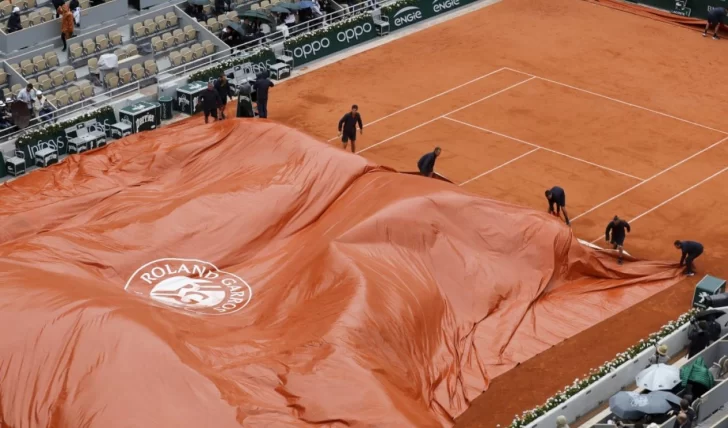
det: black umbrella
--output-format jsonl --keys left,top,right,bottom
{"left": 237, "top": 9, "right": 275, "bottom": 24}
{"left": 609, "top": 391, "right": 680, "bottom": 420}
{"left": 187, "top": 0, "right": 209, "bottom": 5}
{"left": 695, "top": 308, "right": 726, "bottom": 321}
{"left": 269, "top": 5, "right": 290, "bottom": 13}
{"left": 226, "top": 21, "right": 246, "bottom": 35}
{"left": 276, "top": 2, "right": 305, "bottom": 10}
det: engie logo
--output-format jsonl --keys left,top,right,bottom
{"left": 125, "top": 258, "right": 253, "bottom": 316}
{"left": 393, "top": 6, "right": 423, "bottom": 26}
{"left": 293, "top": 38, "right": 331, "bottom": 59}
{"left": 336, "top": 22, "right": 373, "bottom": 43}
{"left": 432, "top": 0, "right": 460, "bottom": 13}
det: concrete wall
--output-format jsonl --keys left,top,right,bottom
{"left": 78, "top": 0, "right": 128, "bottom": 30}
{"left": 5, "top": 43, "right": 55, "bottom": 66}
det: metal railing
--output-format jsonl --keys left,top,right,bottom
{"left": 1, "top": 0, "right": 377, "bottom": 146}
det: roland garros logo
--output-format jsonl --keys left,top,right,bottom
{"left": 124, "top": 258, "right": 252, "bottom": 316}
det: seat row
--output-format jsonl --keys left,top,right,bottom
{"left": 0, "top": 0, "right": 39, "bottom": 16}
{"left": 11, "top": 51, "right": 60, "bottom": 77}
{"left": 131, "top": 12, "right": 180, "bottom": 39}
{"left": 250, "top": 0, "right": 284, "bottom": 10}
{"left": 150, "top": 27, "right": 200, "bottom": 54}
{"left": 46, "top": 81, "right": 94, "bottom": 108}
{"left": 204, "top": 13, "right": 243, "bottom": 33}
{"left": 69, "top": 30, "right": 123, "bottom": 62}
{"left": 10, "top": 66, "right": 76, "bottom": 93}
{"left": 104, "top": 60, "right": 158, "bottom": 88}
{"left": 168, "top": 41, "right": 216, "bottom": 66}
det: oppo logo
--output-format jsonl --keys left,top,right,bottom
{"left": 432, "top": 0, "right": 460, "bottom": 13}
{"left": 293, "top": 38, "right": 331, "bottom": 59}
{"left": 393, "top": 6, "right": 423, "bottom": 26}
{"left": 336, "top": 23, "right": 373, "bottom": 43}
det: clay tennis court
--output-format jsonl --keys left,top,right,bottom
{"left": 269, "top": 0, "right": 728, "bottom": 425}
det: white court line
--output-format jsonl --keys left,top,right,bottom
{"left": 572, "top": 135, "right": 728, "bottom": 221}
{"left": 444, "top": 117, "right": 645, "bottom": 181}
{"left": 589, "top": 166, "right": 728, "bottom": 244}
{"left": 503, "top": 67, "right": 728, "bottom": 136}
{"left": 356, "top": 77, "right": 536, "bottom": 154}
{"left": 326, "top": 67, "right": 508, "bottom": 142}
{"left": 458, "top": 148, "right": 540, "bottom": 186}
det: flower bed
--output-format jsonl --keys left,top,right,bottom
{"left": 507, "top": 308, "right": 698, "bottom": 428}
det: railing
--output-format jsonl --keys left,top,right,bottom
{"left": 1, "top": 0, "right": 377, "bottom": 146}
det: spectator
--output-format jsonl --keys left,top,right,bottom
{"left": 674, "top": 412, "right": 689, "bottom": 428}
{"left": 648, "top": 344, "right": 669, "bottom": 365}
{"left": 69, "top": 0, "right": 80, "bottom": 27}
{"left": 52, "top": 0, "right": 64, "bottom": 17}
{"left": 17, "top": 84, "right": 36, "bottom": 110}
{"left": 688, "top": 320, "right": 710, "bottom": 358}
{"left": 60, "top": 3, "right": 75, "bottom": 52}
{"left": 214, "top": 0, "right": 225, "bottom": 14}
{"left": 199, "top": 81, "right": 222, "bottom": 124}
{"left": 34, "top": 91, "right": 54, "bottom": 122}
{"left": 214, "top": 73, "right": 234, "bottom": 119}
{"left": 679, "top": 399, "right": 696, "bottom": 425}
{"left": 221, "top": 26, "right": 241, "bottom": 48}
{"left": 556, "top": 415, "right": 569, "bottom": 428}
{"left": 7, "top": 7, "right": 23, "bottom": 33}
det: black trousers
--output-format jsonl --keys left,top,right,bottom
{"left": 204, "top": 108, "right": 217, "bottom": 122}
{"left": 685, "top": 249, "right": 703, "bottom": 273}
{"left": 61, "top": 33, "right": 68, "bottom": 50}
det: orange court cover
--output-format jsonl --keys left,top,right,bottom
{"left": 0, "top": 119, "right": 682, "bottom": 428}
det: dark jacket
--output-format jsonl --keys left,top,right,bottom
{"left": 605, "top": 219, "right": 631, "bottom": 242}
{"left": 252, "top": 73, "right": 274, "bottom": 101}
{"left": 679, "top": 241, "right": 704, "bottom": 264}
{"left": 69, "top": 0, "right": 79, "bottom": 9}
{"left": 7, "top": 13, "right": 22, "bottom": 32}
{"left": 214, "top": 78, "right": 233, "bottom": 103}
{"left": 199, "top": 87, "right": 222, "bottom": 112}
{"left": 338, "top": 112, "right": 362, "bottom": 133}
{"left": 688, "top": 323, "right": 710, "bottom": 358}
{"left": 417, "top": 152, "right": 438, "bottom": 176}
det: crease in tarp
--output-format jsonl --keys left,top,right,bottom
{"left": 0, "top": 118, "right": 684, "bottom": 428}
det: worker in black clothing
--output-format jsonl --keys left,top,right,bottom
{"left": 252, "top": 71, "right": 274, "bottom": 119}
{"left": 605, "top": 215, "right": 631, "bottom": 265}
{"left": 214, "top": 73, "right": 234, "bottom": 120}
{"left": 338, "top": 104, "right": 363, "bottom": 153}
{"left": 417, "top": 147, "right": 441, "bottom": 177}
{"left": 545, "top": 186, "right": 570, "bottom": 226}
{"left": 199, "top": 81, "right": 222, "bottom": 124}
{"left": 674, "top": 240, "right": 704, "bottom": 277}
{"left": 704, "top": 6, "right": 727, "bottom": 39}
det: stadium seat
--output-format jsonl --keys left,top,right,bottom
{"left": 0, "top": 71, "right": 7, "bottom": 85}
{"left": 68, "top": 86, "right": 81, "bottom": 104}
{"left": 45, "top": 93, "right": 55, "bottom": 106}
{"left": 26, "top": 78, "right": 37, "bottom": 88}
{"left": 96, "top": 35, "right": 109, "bottom": 51}
{"left": 191, "top": 43, "right": 203, "bottom": 59}
{"left": 70, "top": 43, "right": 83, "bottom": 60}
{"left": 133, "top": 22, "right": 145, "bottom": 38}
{"left": 87, "top": 57, "right": 98, "bottom": 74}
{"left": 151, "top": 36, "right": 164, "bottom": 53}
{"left": 125, "top": 44, "right": 139, "bottom": 56}
{"left": 131, "top": 63, "right": 143, "bottom": 79}
{"left": 250, "top": 4, "right": 260, "bottom": 10}
{"left": 166, "top": 12, "right": 177, "bottom": 27}
{"left": 55, "top": 90, "right": 68, "bottom": 107}
{"left": 226, "top": 11, "right": 238, "bottom": 22}
{"left": 118, "top": 67, "right": 131, "bottom": 84}
{"left": 202, "top": 40, "right": 215, "bottom": 56}
{"left": 162, "top": 32, "right": 174, "bottom": 48}
{"left": 202, "top": 4, "right": 212, "bottom": 15}
{"left": 184, "top": 25, "right": 196, "bottom": 41}
{"left": 39, "top": 6, "right": 52, "bottom": 22}
{"left": 23, "top": 0, "right": 36, "bottom": 9}
{"left": 207, "top": 18, "right": 220, "bottom": 33}
{"left": 78, "top": 81, "right": 93, "bottom": 98}
{"left": 10, "top": 84, "right": 22, "bottom": 95}
{"left": 20, "top": 60, "right": 33, "bottom": 76}
{"left": 44, "top": 51, "right": 58, "bottom": 68}
{"left": 62, "top": 66, "right": 75, "bottom": 83}
{"left": 50, "top": 71, "right": 64, "bottom": 87}
{"left": 9, "top": 63, "right": 19, "bottom": 74}
{"left": 144, "top": 19, "right": 156, "bottom": 35}
{"left": 260, "top": 0, "right": 270, "bottom": 8}
{"left": 109, "top": 30, "right": 122, "bottom": 46}
{"left": 173, "top": 29, "right": 185, "bottom": 45}
{"left": 29, "top": 12, "right": 41, "bottom": 26}
{"left": 169, "top": 50, "right": 182, "bottom": 67}
{"left": 79, "top": 0, "right": 89, "bottom": 8}
{"left": 218, "top": 16, "right": 230, "bottom": 28}
{"left": 180, "top": 47, "right": 192, "bottom": 63}
{"left": 114, "top": 48, "right": 127, "bottom": 60}
{"left": 19, "top": 15, "right": 28, "bottom": 28}
{"left": 270, "top": 0, "right": 279, "bottom": 4}
{"left": 0, "top": 1, "right": 10, "bottom": 16}
{"left": 105, "top": 73, "right": 119, "bottom": 89}
{"left": 144, "top": 60, "right": 157, "bottom": 76}
{"left": 37, "top": 74, "right": 52, "bottom": 91}
{"left": 32, "top": 56, "right": 46, "bottom": 73}
{"left": 82, "top": 39, "right": 96, "bottom": 55}
{"left": 155, "top": 15, "right": 167, "bottom": 31}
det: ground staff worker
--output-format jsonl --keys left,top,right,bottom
{"left": 253, "top": 71, "right": 274, "bottom": 119}
{"left": 545, "top": 186, "right": 570, "bottom": 226}
{"left": 674, "top": 240, "right": 704, "bottom": 277}
{"left": 704, "top": 6, "right": 727, "bottom": 39}
{"left": 605, "top": 215, "right": 631, "bottom": 265}
{"left": 338, "top": 104, "right": 363, "bottom": 153}
{"left": 214, "top": 73, "right": 234, "bottom": 120}
{"left": 200, "top": 81, "right": 222, "bottom": 124}
{"left": 417, "top": 147, "right": 441, "bottom": 177}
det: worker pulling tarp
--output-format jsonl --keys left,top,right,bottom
{"left": 0, "top": 119, "right": 682, "bottom": 427}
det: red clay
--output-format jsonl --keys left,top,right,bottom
{"left": 269, "top": 0, "right": 728, "bottom": 425}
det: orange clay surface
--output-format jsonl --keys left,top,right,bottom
{"left": 265, "top": 0, "right": 728, "bottom": 425}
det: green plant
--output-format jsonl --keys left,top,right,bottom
{"left": 507, "top": 309, "right": 698, "bottom": 428}
{"left": 283, "top": 12, "right": 372, "bottom": 48}
{"left": 189, "top": 47, "right": 274, "bottom": 82}
{"left": 16, "top": 106, "right": 115, "bottom": 149}
{"left": 381, "top": 0, "right": 419, "bottom": 16}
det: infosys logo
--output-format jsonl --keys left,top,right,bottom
{"left": 292, "top": 23, "right": 373, "bottom": 59}
{"left": 393, "top": 6, "right": 423, "bottom": 26}
{"left": 433, "top": 0, "right": 460, "bottom": 13}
